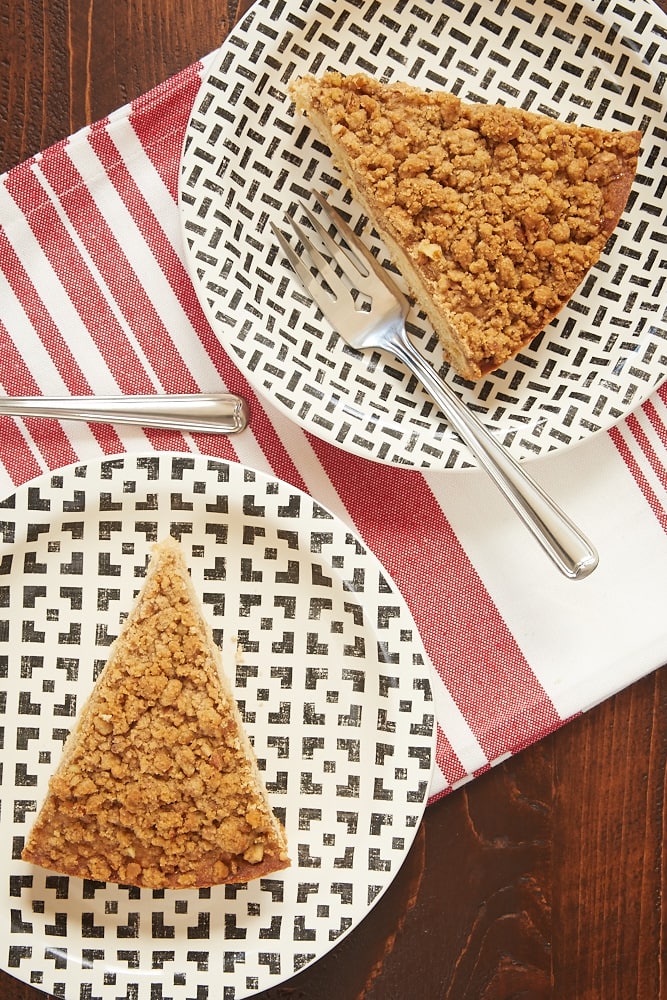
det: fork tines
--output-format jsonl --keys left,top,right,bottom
{"left": 272, "top": 190, "right": 407, "bottom": 331}
{"left": 271, "top": 193, "right": 368, "bottom": 305}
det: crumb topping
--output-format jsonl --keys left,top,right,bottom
{"left": 22, "top": 540, "right": 289, "bottom": 888}
{"left": 291, "top": 72, "right": 641, "bottom": 378}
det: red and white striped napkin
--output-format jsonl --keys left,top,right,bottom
{"left": 1, "top": 57, "right": 666, "bottom": 801}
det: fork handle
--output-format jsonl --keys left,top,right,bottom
{"left": 0, "top": 393, "right": 249, "bottom": 435}
{"left": 390, "top": 332, "right": 598, "bottom": 580}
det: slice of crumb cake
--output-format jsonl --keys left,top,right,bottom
{"left": 22, "top": 536, "right": 289, "bottom": 889}
{"left": 289, "top": 71, "right": 641, "bottom": 381}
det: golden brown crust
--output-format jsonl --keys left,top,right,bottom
{"left": 22, "top": 537, "right": 289, "bottom": 889}
{"left": 289, "top": 72, "right": 641, "bottom": 380}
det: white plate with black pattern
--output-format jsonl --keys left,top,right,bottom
{"left": 0, "top": 453, "right": 435, "bottom": 1000}
{"left": 179, "top": 0, "right": 667, "bottom": 470}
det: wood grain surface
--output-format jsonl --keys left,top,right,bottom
{"left": 1, "top": 2, "right": 666, "bottom": 998}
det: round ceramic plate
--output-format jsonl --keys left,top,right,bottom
{"left": 0, "top": 453, "right": 435, "bottom": 999}
{"left": 179, "top": 0, "right": 667, "bottom": 471}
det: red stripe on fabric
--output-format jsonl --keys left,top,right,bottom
{"left": 129, "top": 63, "right": 204, "bottom": 198}
{"left": 0, "top": 317, "right": 42, "bottom": 396}
{"left": 609, "top": 422, "right": 667, "bottom": 535}
{"left": 0, "top": 417, "right": 43, "bottom": 487}
{"left": 434, "top": 726, "right": 467, "bottom": 789}
{"left": 309, "top": 437, "right": 561, "bottom": 761}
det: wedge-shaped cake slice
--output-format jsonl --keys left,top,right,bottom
{"left": 22, "top": 537, "right": 289, "bottom": 889}
{"left": 289, "top": 72, "right": 642, "bottom": 380}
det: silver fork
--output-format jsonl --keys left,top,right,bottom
{"left": 272, "top": 192, "right": 598, "bottom": 580}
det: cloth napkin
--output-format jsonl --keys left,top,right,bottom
{"left": 1, "top": 54, "right": 666, "bottom": 804}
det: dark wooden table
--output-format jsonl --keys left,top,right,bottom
{"left": 1, "top": 2, "right": 666, "bottom": 998}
